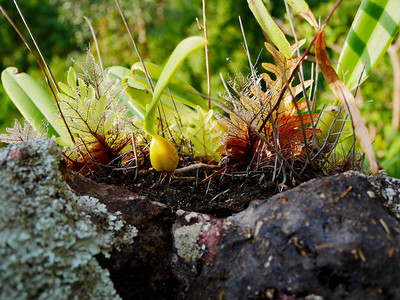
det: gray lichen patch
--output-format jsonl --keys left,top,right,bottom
{"left": 173, "top": 224, "right": 203, "bottom": 262}
{"left": 0, "top": 139, "right": 136, "bottom": 299}
{"left": 366, "top": 172, "right": 400, "bottom": 217}
{"left": 77, "top": 195, "right": 138, "bottom": 255}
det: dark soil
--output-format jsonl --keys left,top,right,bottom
{"left": 95, "top": 171, "right": 272, "bottom": 218}
{"left": 93, "top": 162, "right": 326, "bottom": 218}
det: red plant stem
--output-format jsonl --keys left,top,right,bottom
{"left": 257, "top": 0, "right": 342, "bottom": 135}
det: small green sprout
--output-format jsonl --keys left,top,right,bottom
{"left": 139, "top": 36, "right": 206, "bottom": 172}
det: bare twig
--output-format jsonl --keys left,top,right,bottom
{"left": 388, "top": 36, "right": 400, "bottom": 129}
{"left": 114, "top": 0, "right": 155, "bottom": 92}
{"left": 83, "top": 16, "right": 104, "bottom": 71}
{"left": 173, "top": 163, "right": 220, "bottom": 174}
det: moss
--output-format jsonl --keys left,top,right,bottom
{"left": 0, "top": 139, "right": 137, "bottom": 299}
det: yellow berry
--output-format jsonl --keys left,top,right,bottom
{"left": 149, "top": 135, "right": 179, "bottom": 172}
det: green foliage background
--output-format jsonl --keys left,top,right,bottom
{"left": 0, "top": 0, "right": 399, "bottom": 176}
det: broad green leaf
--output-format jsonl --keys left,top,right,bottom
{"left": 87, "top": 85, "right": 95, "bottom": 100}
{"left": 144, "top": 36, "right": 206, "bottom": 135}
{"left": 103, "top": 113, "right": 115, "bottom": 134}
{"left": 125, "top": 78, "right": 196, "bottom": 125}
{"left": 124, "top": 79, "right": 152, "bottom": 110}
{"left": 338, "top": 0, "right": 400, "bottom": 91}
{"left": 108, "top": 66, "right": 145, "bottom": 119}
{"left": 55, "top": 136, "right": 74, "bottom": 147}
{"left": 181, "top": 105, "right": 221, "bottom": 160}
{"left": 123, "top": 64, "right": 201, "bottom": 124}
{"left": 96, "top": 95, "right": 108, "bottom": 117}
{"left": 1, "top": 67, "right": 67, "bottom": 138}
{"left": 247, "top": 0, "right": 291, "bottom": 59}
{"left": 128, "top": 62, "right": 208, "bottom": 111}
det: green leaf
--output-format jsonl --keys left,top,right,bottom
{"left": 143, "top": 36, "right": 206, "bottom": 135}
{"left": 108, "top": 66, "right": 145, "bottom": 119}
{"left": 103, "top": 113, "right": 115, "bottom": 134}
{"left": 58, "top": 82, "right": 77, "bottom": 98}
{"left": 123, "top": 63, "right": 204, "bottom": 125}
{"left": 285, "top": 0, "right": 318, "bottom": 28}
{"left": 128, "top": 62, "right": 208, "bottom": 111}
{"left": 87, "top": 85, "right": 95, "bottom": 100}
{"left": 55, "top": 136, "right": 74, "bottom": 147}
{"left": 247, "top": 0, "right": 292, "bottom": 59}
{"left": 181, "top": 106, "right": 221, "bottom": 160}
{"left": 1, "top": 67, "right": 67, "bottom": 138}
{"left": 78, "top": 78, "right": 87, "bottom": 101}
{"left": 67, "top": 67, "right": 77, "bottom": 92}
{"left": 96, "top": 95, "right": 108, "bottom": 117}
{"left": 337, "top": 0, "right": 400, "bottom": 91}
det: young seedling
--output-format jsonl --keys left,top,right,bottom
{"left": 142, "top": 36, "right": 206, "bottom": 172}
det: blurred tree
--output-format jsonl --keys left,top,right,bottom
{"left": 0, "top": 0, "right": 81, "bottom": 135}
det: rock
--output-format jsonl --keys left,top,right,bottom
{"left": 65, "top": 168, "right": 175, "bottom": 299}
{"left": 172, "top": 172, "right": 400, "bottom": 299}
{"left": 3, "top": 138, "right": 400, "bottom": 299}
{"left": 0, "top": 139, "right": 136, "bottom": 300}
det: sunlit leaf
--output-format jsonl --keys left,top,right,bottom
{"left": 108, "top": 66, "right": 145, "bottom": 119}
{"left": 337, "top": 0, "right": 400, "bottom": 91}
{"left": 144, "top": 36, "right": 206, "bottom": 135}
{"left": 247, "top": 0, "right": 292, "bottom": 58}
{"left": 78, "top": 78, "right": 87, "bottom": 101}
{"left": 128, "top": 62, "right": 208, "bottom": 111}
{"left": 286, "top": 0, "right": 318, "bottom": 29}
{"left": 1, "top": 67, "right": 66, "bottom": 138}
{"left": 67, "top": 66, "right": 77, "bottom": 91}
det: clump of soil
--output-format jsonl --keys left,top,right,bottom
{"left": 91, "top": 162, "right": 326, "bottom": 218}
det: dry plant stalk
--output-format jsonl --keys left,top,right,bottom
{"left": 315, "top": 29, "right": 378, "bottom": 175}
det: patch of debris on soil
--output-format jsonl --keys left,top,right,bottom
{"left": 84, "top": 138, "right": 368, "bottom": 217}
{"left": 94, "top": 170, "right": 278, "bottom": 217}
{"left": 91, "top": 159, "right": 332, "bottom": 217}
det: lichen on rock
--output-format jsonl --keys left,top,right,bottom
{"left": 0, "top": 138, "right": 137, "bottom": 299}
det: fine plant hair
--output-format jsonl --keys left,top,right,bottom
{"left": 0, "top": 120, "right": 45, "bottom": 144}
